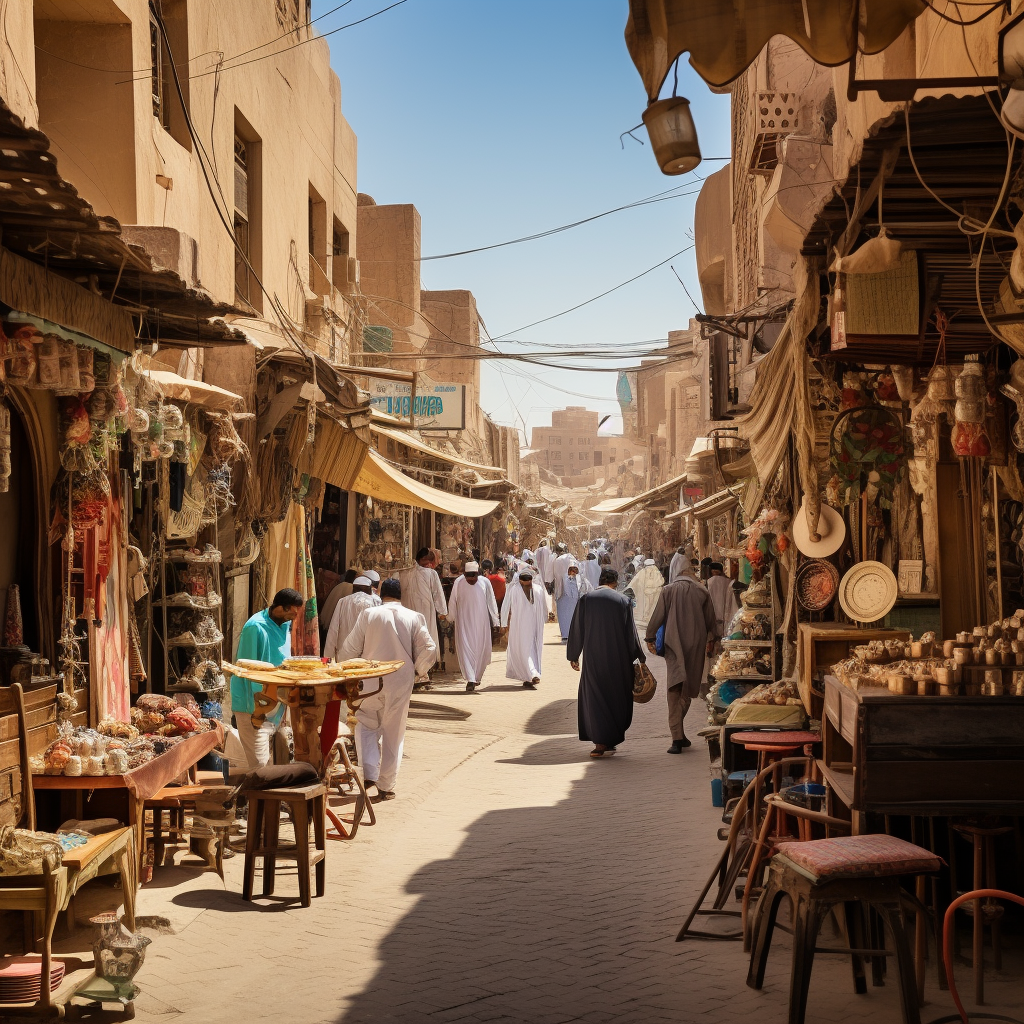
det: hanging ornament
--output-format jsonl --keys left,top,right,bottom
{"left": 951, "top": 355, "right": 990, "bottom": 458}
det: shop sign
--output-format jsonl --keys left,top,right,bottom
{"left": 366, "top": 374, "right": 465, "bottom": 430}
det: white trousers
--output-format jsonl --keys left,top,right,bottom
{"left": 354, "top": 675, "right": 415, "bottom": 793}
{"left": 234, "top": 711, "right": 281, "bottom": 770}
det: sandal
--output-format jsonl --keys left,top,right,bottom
{"left": 590, "top": 745, "right": 612, "bottom": 758}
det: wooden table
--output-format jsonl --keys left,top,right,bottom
{"left": 31, "top": 729, "right": 222, "bottom": 857}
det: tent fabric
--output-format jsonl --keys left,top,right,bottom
{"left": 311, "top": 416, "right": 370, "bottom": 492}
{"left": 624, "top": 0, "right": 926, "bottom": 98}
{"left": 353, "top": 449, "right": 499, "bottom": 518}
{"left": 372, "top": 423, "right": 505, "bottom": 475}
{"left": 738, "top": 257, "right": 820, "bottom": 517}
{"left": 591, "top": 471, "right": 688, "bottom": 516}
{"left": 0, "top": 246, "right": 135, "bottom": 352}
{"left": 146, "top": 369, "right": 243, "bottom": 410}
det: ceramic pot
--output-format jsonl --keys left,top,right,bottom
{"left": 90, "top": 913, "right": 151, "bottom": 995}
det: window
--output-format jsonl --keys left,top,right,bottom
{"left": 594, "top": 451, "right": 603, "bottom": 466}
{"left": 233, "top": 111, "right": 262, "bottom": 312}
{"left": 332, "top": 216, "right": 352, "bottom": 292}
{"left": 149, "top": 3, "right": 191, "bottom": 150}
{"left": 308, "top": 184, "right": 327, "bottom": 294}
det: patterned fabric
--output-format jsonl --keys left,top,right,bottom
{"left": 776, "top": 835, "right": 942, "bottom": 883}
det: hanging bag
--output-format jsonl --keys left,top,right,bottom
{"left": 633, "top": 661, "right": 657, "bottom": 704}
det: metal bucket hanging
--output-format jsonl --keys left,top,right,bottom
{"left": 642, "top": 97, "right": 701, "bottom": 175}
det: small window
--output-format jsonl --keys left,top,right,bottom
{"left": 149, "top": 3, "right": 191, "bottom": 150}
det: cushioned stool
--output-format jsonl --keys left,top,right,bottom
{"left": 746, "top": 835, "right": 942, "bottom": 1024}
{"left": 240, "top": 764, "right": 327, "bottom": 908}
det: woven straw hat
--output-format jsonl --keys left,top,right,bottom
{"left": 793, "top": 496, "right": 846, "bottom": 558}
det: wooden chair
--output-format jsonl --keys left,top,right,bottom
{"left": 0, "top": 683, "right": 138, "bottom": 1012}
{"left": 747, "top": 835, "right": 942, "bottom": 1024}
{"left": 676, "top": 756, "right": 813, "bottom": 941}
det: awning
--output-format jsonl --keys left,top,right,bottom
{"left": 0, "top": 247, "right": 135, "bottom": 354}
{"left": 353, "top": 449, "right": 500, "bottom": 518}
{"left": 625, "top": 0, "right": 925, "bottom": 98}
{"left": 146, "top": 369, "right": 243, "bottom": 411}
{"left": 311, "top": 416, "right": 370, "bottom": 492}
{"left": 372, "top": 423, "right": 505, "bottom": 476}
{"left": 591, "top": 471, "right": 688, "bottom": 515}
{"left": 690, "top": 488, "right": 741, "bottom": 521}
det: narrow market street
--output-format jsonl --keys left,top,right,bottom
{"left": 116, "top": 621, "right": 1021, "bottom": 1024}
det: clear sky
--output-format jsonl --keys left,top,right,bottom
{"left": 315, "top": 0, "right": 731, "bottom": 444}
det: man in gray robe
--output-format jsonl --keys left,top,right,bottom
{"left": 644, "top": 576, "right": 718, "bottom": 753}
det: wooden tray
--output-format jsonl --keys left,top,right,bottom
{"left": 221, "top": 660, "right": 404, "bottom": 684}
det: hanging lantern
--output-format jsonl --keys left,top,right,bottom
{"left": 641, "top": 98, "right": 702, "bottom": 175}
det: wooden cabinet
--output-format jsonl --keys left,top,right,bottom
{"left": 797, "top": 623, "right": 909, "bottom": 716}
{"left": 821, "top": 675, "right": 1024, "bottom": 828}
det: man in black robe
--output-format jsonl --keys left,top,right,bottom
{"left": 567, "top": 567, "right": 645, "bottom": 758}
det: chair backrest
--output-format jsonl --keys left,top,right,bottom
{"left": 0, "top": 683, "right": 34, "bottom": 831}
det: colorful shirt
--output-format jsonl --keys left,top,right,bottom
{"left": 231, "top": 609, "right": 291, "bottom": 720}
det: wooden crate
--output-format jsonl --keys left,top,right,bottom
{"left": 798, "top": 623, "right": 910, "bottom": 716}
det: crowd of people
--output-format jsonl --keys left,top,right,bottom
{"left": 229, "top": 537, "right": 741, "bottom": 799}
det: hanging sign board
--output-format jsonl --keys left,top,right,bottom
{"left": 366, "top": 374, "right": 466, "bottom": 430}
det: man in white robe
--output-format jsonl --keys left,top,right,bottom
{"left": 582, "top": 552, "right": 601, "bottom": 590}
{"left": 552, "top": 544, "right": 572, "bottom": 590}
{"left": 629, "top": 559, "right": 665, "bottom": 631}
{"left": 500, "top": 569, "right": 548, "bottom": 688}
{"left": 447, "top": 560, "right": 498, "bottom": 692}
{"left": 340, "top": 578, "right": 436, "bottom": 799}
{"left": 398, "top": 547, "right": 447, "bottom": 661}
{"left": 706, "top": 562, "right": 740, "bottom": 639}
{"left": 535, "top": 539, "right": 554, "bottom": 593}
{"left": 324, "top": 576, "right": 381, "bottom": 660}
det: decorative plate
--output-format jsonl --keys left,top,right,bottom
{"left": 796, "top": 559, "right": 840, "bottom": 611}
{"left": 838, "top": 561, "right": 899, "bottom": 623}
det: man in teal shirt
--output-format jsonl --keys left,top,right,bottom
{"left": 232, "top": 588, "right": 305, "bottom": 769}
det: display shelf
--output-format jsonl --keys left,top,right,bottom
{"left": 722, "top": 639, "right": 772, "bottom": 648}
{"left": 166, "top": 633, "right": 224, "bottom": 649}
{"left": 167, "top": 550, "right": 221, "bottom": 564}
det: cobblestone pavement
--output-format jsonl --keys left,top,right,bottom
{"left": 49, "top": 622, "right": 1024, "bottom": 1022}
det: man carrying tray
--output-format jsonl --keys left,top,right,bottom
{"left": 232, "top": 588, "right": 305, "bottom": 769}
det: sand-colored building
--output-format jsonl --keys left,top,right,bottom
{"left": 25, "top": 0, "right": 359, "bottom": 360}
{"left": 528, "top": 406, "right": 644, "bottom": 489}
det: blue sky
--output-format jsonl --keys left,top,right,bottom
{"left": 316, "top": 0, "right": 731, "bottom": 444}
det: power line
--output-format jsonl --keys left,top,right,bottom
{"left": 122, "top": 0, "right": 410, "bottom": 86}
{"left": 410, "top": 186, "right": 703, "bottom": 261}
{"left": 489, "top": 245, "right": 695, "bottom": 342}
{"left": 33, "top": 0, "right": 359, "bottom": 75}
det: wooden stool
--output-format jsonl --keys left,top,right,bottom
{"left": 949, "top": 818, "right": 1014, "bottom": 1005}
{"left": 242, "top": 782, "right": 327, "bottom": 907}
{"left": 145, "top": 785, "right": 205, "bottom": 867}
{"left": 747, "top": 835, "right": 942, "bottom": 1024}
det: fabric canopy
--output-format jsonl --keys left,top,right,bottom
{"left": 147, "top": 369, "right": 243, "bottom": 410}
{"left": 0, "top": 246, "right": 135, "bottom": 353}
{"left": 372, "top": 423, "right": 505, "bottom": 475}
{"left": 353, "top": 449, "right": 499, "bottom": 518}
{"left": 311, "top": 416, "right": 370, "bottom": 492}
{"left": 591, "top": 471, "right": 688, "bottom": 516}
{"left": 625, "top": 0, "right": 926, "bottom": 98}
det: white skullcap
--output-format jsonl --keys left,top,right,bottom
{"left": 352, "top": 576, "right": 372, "bottom": 587}
{"left": 464, "top": 561, "right": 480, "bottom": 573}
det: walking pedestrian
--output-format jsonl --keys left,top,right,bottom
{"left": 630, "top": 558, "right": 665, "bottom": 629}
{"left": 581, "top": 550, "right": 601, "bottom": 590}
{"left": 644, "top": 575, "right": 718, "bottom": 753}
{"left": 447, "top": 560, "right": 499, "bottom": 692}
{"left": 706, "top": 562, "right": 739, "bottom": 639}
{"left": 339, "top": 578, "right": 436, "bottom": 800}
{"left": 567, "top": 567, "right": 645, "bottom": 758}
{"left": 323, "top": 575, "right": 381, "bottom": 660}
{"left": 232, "top": 588, "right": 304, "bottom": 769}
{"left": 535, "top": 539, "right": 555, "bottom": 595}
{"left": 320, "top": 568, "right": 359, "bottom": 643}
{"left": 500, "top": 569, "right": 548, "bottom": 688}
{"left": 398, "top": 547, "right": 448, "bottom": 660}
{"left": 553, "top": 559, "right": 591, "bottom": 642}
{"left": 668, "top": 546, "right": 690, "bottom": 583}
{"left": 483, "top": 559, "right": 507, "bottom": 610}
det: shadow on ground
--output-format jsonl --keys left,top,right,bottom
{"left": 332, "top": 732, "right": 1024, "bottom": 1024}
